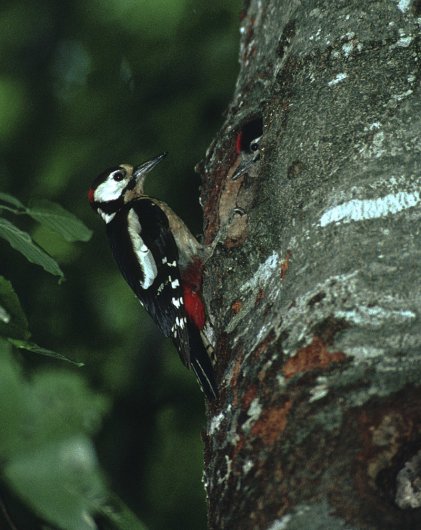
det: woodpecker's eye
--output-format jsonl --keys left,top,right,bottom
{"left": 113, "top": 170, "right": 125, "bottom": 182}
{"left": 250, "top": 137, "right": 261, "bottom": 152}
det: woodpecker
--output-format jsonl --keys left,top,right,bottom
{"left": 232, "top": 134, "right": 262, "bottom": 180}
{"left": 88, "top": 153, "right": 218, "bottom": 400}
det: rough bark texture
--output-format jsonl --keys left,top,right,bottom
{"left": 197, "top": 1, "right": 421, "bottom": 529}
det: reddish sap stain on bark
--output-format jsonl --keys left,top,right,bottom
{"left": 255, "top": 288, "right": 265, "bottom": 304}
{"left": 251, "top": 401, "right": 292, "bottom": 445}
{"left": 231, "top": 300, "right": 243, "bottom": 314}
{"left": 282, "top": 336, "right": 346, "bottom": 378}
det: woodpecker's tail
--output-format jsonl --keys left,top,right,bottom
{"left": 187, "top": 321, "right": 218, "bottom": 400}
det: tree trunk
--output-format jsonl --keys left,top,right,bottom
{"left": 198, "top": 1, "right": 421, "bottom": 528}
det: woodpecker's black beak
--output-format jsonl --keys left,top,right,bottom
{"left": 231, "top": 152, "right": 260, "bottom": 180}
{"left": 128, "top": 152, "right": 167, "bottom": 195}
{"left": 133, "top": 152, "right": 167, "bottom": 179}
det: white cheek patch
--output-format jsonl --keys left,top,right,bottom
{"left": 127, "top": 210, "right": 158, "bottom": 289}
{"left": 94, "top": 176, "right": 126, "bottom": 202}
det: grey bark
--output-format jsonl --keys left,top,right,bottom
{"left": 197, "top": 1, "right": 421, "bottom": 529}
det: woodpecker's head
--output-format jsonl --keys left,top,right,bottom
{"left": 88, "top": 153, "right": 166, "bottom": 222}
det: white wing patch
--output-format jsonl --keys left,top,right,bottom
{"left": 172, "top": 296, "right": 183, "bottom": 308}
{"left": 171, "top": 278, "right": 180, "bottom": 288}
{"left": 127, "top": 209, "right": 158, "bottom": 289}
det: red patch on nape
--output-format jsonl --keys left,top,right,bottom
{"left": 182, "top": 285, "right": 206, "bottom": 330}
{"left": 235, "top": 131, "right": 243, "bottom": 155}
{"left": 87, "top": 187, "right": 95, "bottom": 204}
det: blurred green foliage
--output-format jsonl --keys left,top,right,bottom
{"left": 0, "top": 1, "right": 240, "bottom": 528}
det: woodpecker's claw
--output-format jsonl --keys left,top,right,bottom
{"left": 232, "top": 207, "right": 246, "bottom": 216}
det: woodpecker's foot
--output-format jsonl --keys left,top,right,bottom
{"left": 232, "top": 207, "right": 246, "bottom": 217}
{"left": 203, "top": 207, "right": 247, "bottom": 262}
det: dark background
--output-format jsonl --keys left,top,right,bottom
{"left": 0, "top": 1, "right": 240, "bottom": 528}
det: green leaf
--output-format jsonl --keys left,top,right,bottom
{"left": 27, "top": 199, "right": 93, "bottom": 242}
{"left": 8, "top": 339, "right": 84, "bottom": 366}
{"left": 0, "top": 217, "right": 64, "bottom": 278}
{"left": 0, "top": 192, "right": 25, "bottom": 209}
{"left": 0, "top": 276, "right": 30, "bottom": 339}
{"left": 5, "top": 435, "right": 106, "bottom": 530}
{"left": 0, "top": 348, "right": 28, "bottom": 456}
{"left": 99, "top": 495, "right": 149, "bottom": 530}
{"left": 1, "top": 363, "right": 109, "bottom": 529}
{"left": 0, "top": 367, "right": 107, "bottom": 457}
{"left": 28, "top": 371, "right": 108, "bottom": 446}
{"left": 0, "top": 336, "right": 12, "bottom": 353}
{"left": 0, "top": 303, "right": 10, "bottom": 323}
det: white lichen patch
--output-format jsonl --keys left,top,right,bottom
{"left": 266, "top": 516, "right": 292, "bottom": 530}
{"left": 340, "top": 32, "right": 357, "bottom": 58}
{"left": 242, "top": 398, "right": 262, "bottom": 432}
{"left": 240, "top": 251, "right": 279, "bottom": 294}
{"left": 278, "top": 271, "right": 359, "bottom": 357}
{"left": 390, "top": 30, "right": 414, "bottom": 49}
{"left": 396, "top": 451, "right": 421, "bottom": 509}
{"left": 319, "top": 174, "right": 416, "bottom": 204}
{"left": 392, "top": 89, "right": 413, "bottom": 101}
{"left": 328, "top": 72, "right": 348, "bottom": 86}
{"left": 217, "top": 454, "right": 233, "bottom": 485}
{"left": 276, "top": 373, "right": 287, "bottom": 388}
{"left": 308, "top": 27, "right": 322, "bottom": 41}
{"left": 377, "top": 354, "right": 421, "bottom": 373}
{"left": 397, "top": 35, "right": 413, "bottom": 47}
{"left": 226, "top": 251, "right": 280, "bottom": 335}
{"left": 242, "top": 459, "right": 254, "bottom": 474}
{"left": 344, "top": 346, "right": 386, "bottom": 359}
{"left": 209, "top": 410, "right": 226, "bottom": 436}
{"left": 396, "top": 0, "right": 412, "bottom": 12}
{"left": 343, "top": 31, "right": 355, "bottom": 40}
{"left": 254, "top": 323, "right": 271, "bottom": 347}
{"left": 342, "top": 42, "right": 354, "bottom": 57}
{"left": 309, "top": 376, "right": 329, "bottom": 402}
{"left": 359, "top": 121, "right": 386, "bottom": 159}
{"left": 335, "top": 306, "right": 416, "bottom": 329}
{"left": 319, "top": 191, "right": 420, "bottom": 227}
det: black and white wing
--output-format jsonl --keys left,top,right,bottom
{"left": 106, "top": 198, "right": 191, "bottom": 366}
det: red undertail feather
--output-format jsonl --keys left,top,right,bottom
{"left": 183, "top": 285, "right": 206, "bottom": 330}
{"left": 181, "top": 258, "right": 206, "bottom": 330}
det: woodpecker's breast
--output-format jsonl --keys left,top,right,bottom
{"left": 157, "top": 201, "right": 203, "bottom": 268}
